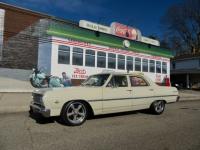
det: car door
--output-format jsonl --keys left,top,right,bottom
{"left": 129, "top": 75, "right": 155, "bottom": 110}
{"left": 102, "top": 75, "right": 132, "bottom": 113}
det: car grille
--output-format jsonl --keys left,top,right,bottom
{"left": 32, "top": 93, "right": 43, "bottom": 104}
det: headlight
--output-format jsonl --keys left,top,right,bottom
{"left": 32, "top": 93, "right": 43, "bottom": 104}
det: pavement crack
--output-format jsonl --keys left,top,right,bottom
{"left": 24, "top": 118, "right": 34, "bottom": 150}
{"left": 0, "top": 93, "right": 4, "bottom": 101}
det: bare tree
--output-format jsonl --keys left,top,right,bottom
{"left": 161, "top": 0, "right": 200, "bottom": 54}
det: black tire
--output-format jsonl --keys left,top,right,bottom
{"left": 150, "top": 100, "right": 165, "bottom": 115}
{"left": 61, "top": 101, "right": 87, "bottom": 126}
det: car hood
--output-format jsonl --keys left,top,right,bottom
{"left": 33, "top": 86, "right": 98, "bottom": 95}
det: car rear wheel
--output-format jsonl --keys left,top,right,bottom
{"left": 150, "top": 100, "right": 165, "bottom": 115}
{"left": 61, "top": 101, "right": 87, "bottom": 126}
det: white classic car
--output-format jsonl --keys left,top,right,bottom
{"left": 30, "top": 72, "right": 179, "bottom": 126}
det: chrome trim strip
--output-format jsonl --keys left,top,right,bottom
{"left": 88, "top": 95, "right": 178, "bottom": 102}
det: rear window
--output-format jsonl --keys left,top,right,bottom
{"left": 129, "top": 76, "right": 148, "bottom": 86}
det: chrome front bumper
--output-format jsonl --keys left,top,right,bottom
{"left": 30, "top": 101, "right": 50, "bottom": 117}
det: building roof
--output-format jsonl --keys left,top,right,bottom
{"left": 47, "top": 20, "right": 173, "bottom": 58}
{"left": 0, "top": 2, "right": 173, "bottom": 58}
{"left": 0, "top": 2, "right": 77, "bottom": 25}
{"left": 0, "top": 2, "right": 50, "bottom": 18}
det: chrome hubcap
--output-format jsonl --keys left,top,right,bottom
{"left": 155, "top": 101, "right": 164, "bottom": 113}
{"left": 67, "top": 102, "right": 86, "bottom": 124}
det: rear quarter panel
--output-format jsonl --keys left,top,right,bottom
{"left": 153, "top": 86, "right": 179, "bottom": 103}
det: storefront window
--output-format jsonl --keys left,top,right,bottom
{"left": 156, "top": 61, "right": 161, "bottom": 73}
{"left": 127, "top": 56, "right": 133, "bottom": 71}
{"left": 135, "top": 57, "right": 141, "bottom": 71}
{"left": 85, "top": 49, "right": 95, "bottom": 67}
{"left": 108, "top": 53, "right": 116, "bottom": 69}
{"left": 149, "top": 60, "right": 155, "bottom": 73}
{"left": 142, "top": 59, "right": 148, "bottom": 72}
{"left": 97, "top": 51, "right": 106, "bottom": 68}
{"left": 72, "top": 47, "right": 83, "bottom": 66}
{"left": 199, "top": 59, "right": 200, "bottom": 67}
{"left": 162, "top": 62, "right": 167, "bottom": 74}
{"left": 118, "top": 55, "right": 125, "bottom": 70}
{"left": 58, "top": 45, "right": 70, "bottom": 64}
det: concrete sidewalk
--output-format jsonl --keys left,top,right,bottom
{"left": 0, "top": 68, "right": 35, "bottom": 93}
{"left": 179, "top": 90, "right": 200, "bottom": 101}
{"left": 0, "top": 76, "right": 35, "bottom": 93}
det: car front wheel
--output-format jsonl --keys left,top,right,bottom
{"left": 150, "top": 100, "right": 165, "bottom": 115}
{"left": 61, "top": 101, "right": 87, "bottom": 126}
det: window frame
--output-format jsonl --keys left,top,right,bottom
{"left": 107, "top": 53, "right": 116, "bottom": 69}
{"left": 156, "top": 61, "right": 161, "bottom": 73}
{"left": 72, "top": 47, "right": 83, "bottom": 66}
{"left": 85, "top": 49, "right": 95, "bottom": 67}
{"left": 58, "top": 45, "right": 70, "bottom": 64}
{"left": 142, "top": 58, "right": 149, "bottom": 72}
{"left": 135, "top": 57, "right": 141, "bottom": 71}
{"left": 117, "top": 55, "right": 125, "bottom": 70}
{"left": 107, "top": 75, "right": 128, "bottom": 87}
{"left": 149, "top": 60, "right": 155, "bottom": 73}
{"left": 126, "top": 56, "right": 134, "bottom": 71}
{"left": 97, "top": 51, "right": 106, "bottom": 68}
{"left": 129, "top": 76, "right": 149, "bottom": 87}
{"left": 162, "top": 62, "right": 167, "bottom": 74}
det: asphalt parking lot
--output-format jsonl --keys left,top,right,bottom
{"left": 0, "top": 100, "right": 200, "bottom": 150}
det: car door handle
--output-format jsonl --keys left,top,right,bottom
{"left": 149, "top": 89, "right": 154, "bottom": 91}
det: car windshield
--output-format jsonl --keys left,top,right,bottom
{"left": 81, "top": 74, "right": 110, "bottom": 87}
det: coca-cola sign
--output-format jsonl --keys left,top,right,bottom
{"left": 111, "top": 22, "right": 138, "bottom": 40}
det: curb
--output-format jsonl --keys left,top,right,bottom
{"left": 0, "top": 89, "right": 34, "bottom": 93}
{"left": 179, "top": 98, "right": 200, "bottom": 102}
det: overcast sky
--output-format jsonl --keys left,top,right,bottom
{"left": 1, "top": 0, "right": 182, "bottom": 38}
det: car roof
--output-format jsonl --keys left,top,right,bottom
{"left": 93, "top": 71, "right": 144, "bottom": 76}
{"left": 91, "top": 71, "right": 156, "bottom": 86}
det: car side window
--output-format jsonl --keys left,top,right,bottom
{"left": 130, "top": 76, "right": 148, "bottom": 86}
{"left": 107, "top": 75, "right": 128, "bottom": 87}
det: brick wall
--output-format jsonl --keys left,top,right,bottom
{"left": 0, "top": 3, "right": 49, "bottom": 69}
{"left": 0, "top": 28, "right": 39, "bottom": 69}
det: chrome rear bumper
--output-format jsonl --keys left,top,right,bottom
{"left": 30, "top": 102, "right": 50, "bottom": 117}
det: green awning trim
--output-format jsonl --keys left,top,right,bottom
{"left": 46, "top": 23, "right": 173, "bottom": 58}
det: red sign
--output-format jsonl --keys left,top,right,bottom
{"left": 73, "top": 68, "right": 86, "bottom": 74}
{"left": 72, "top": 68, "right": 88, "bottom": 79}
{"left": 111, "top": 22, "right": 138, "bottom": 40}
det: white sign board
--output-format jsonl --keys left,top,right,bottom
{"left": 141, "top": 36, "right": 160, "bottom": 46}
{"left": 79, "top": 20, "right": 111, "bottom": 34}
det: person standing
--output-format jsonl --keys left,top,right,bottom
{"left": 61, "top": 72, "right": 72, "bottom": 87}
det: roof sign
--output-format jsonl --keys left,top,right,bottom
{"left": 79, "top": 20, "right": 111, "bottom": 34}
{"left": 110, "top": 22, "right": 139, "bottom": 40}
